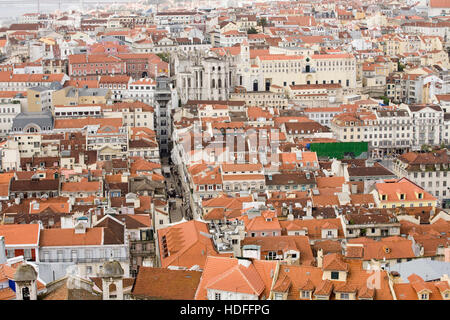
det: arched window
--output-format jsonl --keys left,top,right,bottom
{"left": 109, "top": 283, "right": 117, "bottom": 299}
{"left": 253, "top": 80, "right": 258, "bottom": 92}
{"left": 22, "top": 287, "right": 30, "bottom": 300}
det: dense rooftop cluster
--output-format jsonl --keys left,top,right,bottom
{"left": 0, "top": 0, "right": 449, "bottom": 301}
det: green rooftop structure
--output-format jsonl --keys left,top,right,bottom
{"left": 307, "top": 142, "right": 369, "bottom": 159}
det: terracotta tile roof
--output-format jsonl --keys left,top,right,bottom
{"left": 222, "top": 174, "right": 265, "bottom": 181}
{"left": 42, "top": 279, "right": 100, "bottom": 300}
{"left": 394, "top": 274, "right": 445, "bottom": 300}
{"left": 221, "top": 163, "right": 262, "bottom": 172}
{"left": 61, "top": 180, "right": 101, "bottom": 193}
{"left": 29, "top": 200, "right": 71, "bottom": 214}
{"left": 242, "top": 235, "right": 314, "bottom": 265}
{"left": 345, "top": 246, "right": 364, "bottom": 259}
{"left": 316, "top": 176, "right": 345, "bottom": 189}
{"left": 158, "top": 220, "right": 228, "bottom": 269}
{"left": 0, "top": 224, "right": 40, "bottom": 245}
{"left": 280, "top": 218, "right": 345, "bottom": 240}
{"left": 130, "top": 158, "right": 161, "bottom": 173}
{"left": 312, "top": 194, "right": 340, "bottom": 207}
{"left": 314, "top": 279, "right": 334, "bottom": 296}
{"left": 273, "top": 274, "right": 292, "bottom": 292}
{"left": 195, "top": 257, "right": 274, "bottom": 300}
{"left": 132, "top": 267, "right": 202, "bottom": 299}
{"left": 0, "top": 288, "right": 15, "bottom": 300}
{"left": 244, "top": 216, "right": 282, "bottom": 233}
{"left": 375, "top": 178, "right": 437, "bottom": 203}
{"left": 207, "top": 262, "right": 265, "bottom": 296}
{"left": 276, "top": 259, "right": 393, "bottom": 300}
{"left": 39, "top": 228, "right": 103, "bottom": 246}
{"left": 334, "top": 282, "right": 357, "bottom": 293}
{"left": 54, "top": 117, "right": 122, "bottom": 129}
{"left": 203, "top": 207, "right": 226, "bottom": 220}
{"left": 322, "top": 253, "right": 349, "bottom": 271}
{"left": 347, "top": 236, "right": 417, "bottom": 260}
{"left": 430, "top": 0, "right": 450, "bottom": 8}
{"left": 312, "top": 240, "right": 343, "bottom": 256}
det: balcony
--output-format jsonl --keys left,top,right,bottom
{"left": 39, "top": 257, "right": 129, "bottom": 263}
{"left": 302, "top": 67, "right": 316, "bottom": 73}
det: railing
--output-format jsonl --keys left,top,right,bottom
{"left": 302, "top": 67, "right": 316, "bottom": 73}
{"left": 39, "top": 257, "right": 129, "bottom": 263}
{"left": 130, "top": 249, "right": 155, "bottom": 255}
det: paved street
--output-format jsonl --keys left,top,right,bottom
{"left": 162, "top": 157, "right": 190, "bottom": 223}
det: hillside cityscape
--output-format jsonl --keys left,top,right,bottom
{"left": 0, "top": 0, "right": 449, "bottom": 302}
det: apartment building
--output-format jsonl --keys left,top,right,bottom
{"left": 371, "top": 177, "right": 438, "bottom": 209}
{"left": 124, "top": 78, "right": 156, "bottom": 105}
{"left": 38, "top": 216, "right": 129, "bottom": 283}
{"left": 330, "top": 109, "right": 414, "bottom": 158}
{"left": 0, "top": 92, "right": 22, "bottom": 134}
{"left": 99, "top": 75, "right": 131, "bottom": 102}
{"left": 402, "top": 104, "right": 444, "bottom": 149}
{"left": 68, "top": 54, "right": 126, "bottom": 81}
{"left": 254, "top": 52, "right": 357, "bottom": 90}
{"left": 393, "top": 149, "right": 450, "bottom": 207}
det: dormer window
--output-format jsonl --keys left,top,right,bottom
{"left": 300, "top": 290, "right": 311, "bottom": 299}
{"left": 420, "top": 293, "right": 429, "bottom": 300}
{"left": 381, "top": 194, "right": 387, "bottom": 201}
{"left": 418, "top": 193, "right": 423, "bottom": 199}
{"left": 400, "top": 194, "right": 405, "bottom": 200}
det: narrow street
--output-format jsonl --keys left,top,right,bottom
{"left": 162, "top": 156, "right": 191, "bottom": 223}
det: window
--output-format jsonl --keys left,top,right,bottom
{"left": 301, "top": 291, "right": 310, "bottom": 299}
{"left": 331, "top": 271, "right": 339, "bottom": 280}
{"left": 24, "top": 249, "right": 32, "bottom": 260}
{"left": 267, "top": 251, "right": 277, "bottom": 260}
{"left": 340, "top": 293, "right": 349, "bottom": 300}
{"left": 274, "top": 293, "right": 284, "bottom": 300}
{"left": 214, "top": 292, "right": 221, "bottom": 300}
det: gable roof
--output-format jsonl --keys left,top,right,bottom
{"left": 132, "top": 267, "right": 202, "bottom": 299}
{"left": 194, "top": 256, "right": 275, "bottom": 299}
{"left": 158, "top": 220, "right": 228, "bottom": 269}
{"left": 0, "top": 224, "right": 40, "bottom": 246}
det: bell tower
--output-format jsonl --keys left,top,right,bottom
{"left": 101, "top": 260, "right": 124, "bottom": 300}
{"left": 14, "top": 263, "right": 38, "bottom": 300}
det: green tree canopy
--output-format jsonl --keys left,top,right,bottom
{"left": 247, "top": 27, "right": 258, "bottom": 34}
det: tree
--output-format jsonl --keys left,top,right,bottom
{"left": 421, "top": 144, "right": 431, "bottom": 152}
{"left": 257, "top": 17, "right": 268, "bottom": 32}
{"left": 397, "top": 61, "right": 405, "bottom": 72}
{"left": 156, "top": 52, "right": 170, "bottom": 63}
{"left": 247, "top": 27, "right": 258, "bottom": 34}
{"left": 378, "top": 96, "right": 390, "bottom": 105}
{"left": 258, "top": 17, "right": 267, "bottom": 26}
